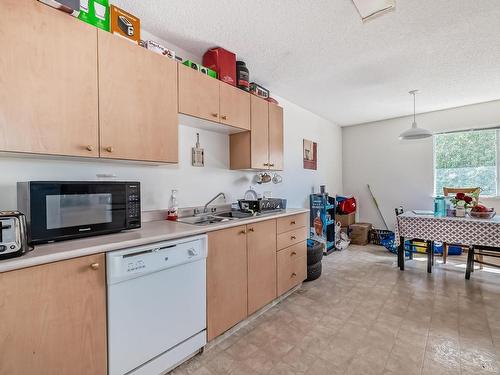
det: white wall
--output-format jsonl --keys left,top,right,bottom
{"left": 342, "top": 99, "right": 500, "bottom": 230}
{"left": 0, "top": 30, "right": 342, "bottom": 212}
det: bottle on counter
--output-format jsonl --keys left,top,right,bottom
{"left": 167, "top": 189, "right": 179, "bottom": 221}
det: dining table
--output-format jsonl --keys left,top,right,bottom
{"left": 395, "top": 211, "right": 500, "bottom": 278}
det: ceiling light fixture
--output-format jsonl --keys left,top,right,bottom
{"left": 399, "top": 90, "right": 432, "bottom": 140}
{"left": 352, "top": 0, "right": 395, "bottom": 22}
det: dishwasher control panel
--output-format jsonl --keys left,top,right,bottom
{"left": 107, "top": 234, "right": 208, "bottom": 284}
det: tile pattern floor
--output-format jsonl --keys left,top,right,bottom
{"left": 171, "top": 245, "right": 500, "bottom": 375}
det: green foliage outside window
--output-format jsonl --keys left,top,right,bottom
{"left": 434, "top": 130, "right": 497, "bottom": 196}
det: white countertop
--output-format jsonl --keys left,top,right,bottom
{"left": 0, "top": 208, "right": 309, "bottom": 273}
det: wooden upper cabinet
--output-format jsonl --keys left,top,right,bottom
{"left": 269, "top": 103, "right": 284, "bottom": 170}
{"left": 250, "top": 95, "right": 270, "bottom": 169}
{"left": 219, "top": 84, "right": 250, "bottom": 130}
{"left": 98, "top": 30, "right": 178, "bottom": 163}
{"left": 178, "top": 64, "right": 220, "bottom": 122}
{"left": 247, "top": 220, "right": 277, "bottom": 315}
{"left": 207, "top": 226, "right": 248, "bottom": 341}
{"left": 0, "top": 254, "right": 107, "bottom": 375}
{"left": 0, "top": 0, "right": 99, "bottom": 157}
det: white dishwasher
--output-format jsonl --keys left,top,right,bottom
{"left": 107, "top": 234, "right": 207, "bottom": 375}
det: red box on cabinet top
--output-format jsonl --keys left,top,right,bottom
{"left": 203, "top": 47, "right": 236, "bottom": 86}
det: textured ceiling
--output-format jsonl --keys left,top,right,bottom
{"left": 113, "top": 0, "right": 500, "bottom": 126}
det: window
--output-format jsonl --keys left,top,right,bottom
{"left": 434, "top": 129, "right": 498, "bottom": 196}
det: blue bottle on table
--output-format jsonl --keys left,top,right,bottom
{"left": 434, "top": 196, "right": 446, "bottom": 217}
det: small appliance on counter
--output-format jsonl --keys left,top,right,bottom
{"left": 17, "top": 181, "right": 141, "bottom": 244}
{"left": 238, "top": 198, "right": 287, "bottom": 213}
{"left": 0, "top": 211, "right": 30, "bottom": 260}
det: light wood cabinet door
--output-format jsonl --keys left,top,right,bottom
{"left": 178, "top": 64, "right": 220, "bottom": 122}
{"left": 247, "top": 220, "right": 277, "bottom": 314}
{"left": 0, "top": 0, "right": 99, "bottom": 157}
{"left": 250, "top": 95, "right": 270, "bottom": 169}
{"left": 207, "top": 226, "right": 248, "bottom": 341}
{"left": 269, "top": 103, "right": 284, "bottom": 170}
{"left": 0, "top": 254, "right": 107, "bottom": 375}
{"left": 219, "top": 83, "right": 250, "bottom": 130}
{"left": 277, "top": 242, "right": 307, "bottom": 296}
{"left": 98, "top": 30, "right": 178, "bottom": 163}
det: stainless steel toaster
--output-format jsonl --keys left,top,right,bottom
{"left": 0, "top": 211, "right": 30, "bottom": 259}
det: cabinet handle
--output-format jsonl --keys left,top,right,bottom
{"left": 291, "top": 220, "right": 296, "bottom": 225}
{"left": 291, "top": 236, "right": 296, "bottom": 240}
{"left": 211, "top": 113, "right": 219, "bottom": 118}
{"left": 291, "top": 272, "right": 297, "bottom": 278}
{"left": 90, "top": 263, "right": 100, "bottom": 270}
{"left": 248, "top": 228, "right": 255, "bottom": 232}
{"left": 221, "top": 115, "right": 227, "bottom": 120}
{"left": 86, "top": 145, "right": 94, "bottom": 152}
{"left": 105, "top": 146, "right": 114, "bottom": 153}
{"left": 269, "top": 163, "right": 275, "bottom": 167}
{"left": 239, "top": 230, "right": 247, "bottom": 235}
{"left": 291, "top": 251, "right": 297, "bottom": 256}
{"left": 263, "top": 163, "right": 269, "bottom": 166}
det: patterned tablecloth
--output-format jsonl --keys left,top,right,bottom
{"left": 395, "top": 211, "right": 500, "bottom": 247}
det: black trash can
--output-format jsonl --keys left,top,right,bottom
{"left": 306, "top": 239, "right": 323, "bottom": 281}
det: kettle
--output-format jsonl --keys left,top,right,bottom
{"left": 0, "top": 211, "right": 30, "bottom": 260}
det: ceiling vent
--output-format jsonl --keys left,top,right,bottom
{"left": 352, "top": 0, "right": 395, "bottom": 21}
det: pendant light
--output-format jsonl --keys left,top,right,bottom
{"left": 399, "top": 90, "right": 432, "bottom": 140}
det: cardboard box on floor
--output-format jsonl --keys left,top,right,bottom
{"left": 335, "top": 212, "right": 355, "bottom": 227}
{"left": 349, "top": 223, "right": 372, "bottom": 245}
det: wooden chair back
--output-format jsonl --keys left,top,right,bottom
{"left": 443, "top": 187, "right": 480, "bottom": 197}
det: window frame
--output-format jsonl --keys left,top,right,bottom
{"left": 432, "top": 128, "right": 500, "bottom": 198}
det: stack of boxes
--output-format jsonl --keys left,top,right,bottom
{"left": 335, "top": 196, "right": 373, "bottom": 246}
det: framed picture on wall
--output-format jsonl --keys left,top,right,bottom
{"left": 303, "top": 139, "right": 317, "bottom": 170}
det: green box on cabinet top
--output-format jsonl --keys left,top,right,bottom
{"left": 78, "top": 0, "right": 110, "bottom": 31}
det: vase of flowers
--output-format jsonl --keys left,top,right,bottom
{"left": 450, "top": 193, "right": 474, "bottom": 217}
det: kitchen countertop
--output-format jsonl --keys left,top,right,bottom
{"left": 0, "top": 208, "right": 309, "bottom": 273}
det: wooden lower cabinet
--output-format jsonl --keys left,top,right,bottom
{"left": 277, "top": 226, "right": 308, "bottom": 250}
{"left": 247, "top": 220, "right": 277, "bottom": 315}
{"left": 207, "top": 225, "right": 248, "bottom": 341}
{"left": 0, "top": 254, "right": 107, "bottom": 375}
{"left": 277, "top": 241, "right": 307, "bottom": 296}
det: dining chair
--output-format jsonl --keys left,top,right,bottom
{"left": 395, "top": 208, "right": 434, "bottom": 271}
{"left": 466, "top": 245, "right": 500, "bottom": 279}
{"left": 442, "top": 187, "right": 482, "bottom": 268}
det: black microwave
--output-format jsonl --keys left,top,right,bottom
{"left": 17, "top": 181, "right": 141, "bottom": 244}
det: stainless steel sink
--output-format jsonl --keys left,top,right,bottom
{"left": 177, "top": 209, "right": 282, "bottom": 226}
{"left": 177, "top": 215, "right": 231, "bottom": 226}
{"left": 215, "top": 211, "right": 254, "bottom": 219}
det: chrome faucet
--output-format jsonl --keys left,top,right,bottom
{"left": 203, "top": 192, "right": 226, "bottom": 213}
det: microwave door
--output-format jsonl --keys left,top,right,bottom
{"left": 25, "top": 182, "right": 133, "bottom": 244}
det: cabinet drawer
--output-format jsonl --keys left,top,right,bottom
{"left": 277, "top": 213, "right": 308, "bottom": 234}
{"left": 277, "top": 242, "right": 306, "bottom": 296}
{"left": 277, "top": 226, "right": 308, "bottom": 250}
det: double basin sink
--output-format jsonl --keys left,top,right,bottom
{"left": 177, "top": 210, "right": 281, "bottom": 226}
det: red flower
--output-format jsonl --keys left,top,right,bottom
{"left": 464, "top": 196, "right": 473, "bottom": 204}
{"left": 456, "top": 193, "right": 465, "bottom": 200}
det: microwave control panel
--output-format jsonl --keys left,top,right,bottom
{"left": 126, "top": 184, "right": 141, "bottom": 228}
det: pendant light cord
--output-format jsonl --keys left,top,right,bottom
{"left": 413, "top": 92, "right": 416, "bottom": 123}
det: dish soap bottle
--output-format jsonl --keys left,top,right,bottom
{"left": 167, "top": 189, "right": 179, "bottom": 221}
